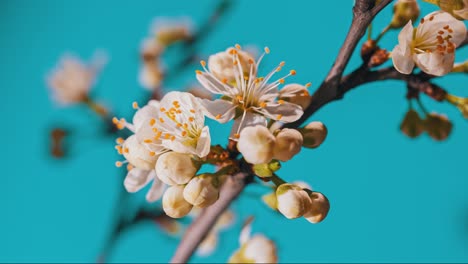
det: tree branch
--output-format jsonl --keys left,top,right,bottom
{"left": 170, "top": 172, "right": 251, "bottom": 263}
{"left": 285, "top": 0, "right": 393, "bottom": 128}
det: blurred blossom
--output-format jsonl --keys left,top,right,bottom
{"left": 151, "top": 17, "right": 193, "bottom": 45}
{"left": 228, "top": 218, "right": 278, "bottom": 263}
{"left": 47, "top": 51, "right": 107, "bottom": 105}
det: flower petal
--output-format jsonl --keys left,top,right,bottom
{"left": 198, "top": 98, "right": 236, "bottom": 123}
{"left": 133, "top": 101, "right": 159, "bottom": 131}
{"left": 124, "top": 168, "right": 154, "bottom": 193}
{"left": 413, "top": 51, "right": 455, "bottom": 76}
{"left": 392, "top": 44, "right": 415, "bottom": 74}
{"left": 230, "top": 111, "right": 267, "bottom": 139}
{"left": 196, "top": 126, "right": 211, "bottom": 157}
{"left": 146, "top": 173, "right": 166, "bottom": 202}
{"left": 257, "top": 101, "right": 303, "bottom": 123}
{"left": 196, "top": 72, "right": 236, "bottom": 96}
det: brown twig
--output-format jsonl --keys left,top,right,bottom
{"left": 170, "top": 1, "right": 393, "bottom": 263}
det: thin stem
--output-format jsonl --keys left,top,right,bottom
{"left": 416, "top": 98, "right": 429, "bottom": 116}
{"left": 374, "top": 24, "right": 391, "bottom": 43}
{"left": 271, "top": 174, "right": 287, "bottom": 187}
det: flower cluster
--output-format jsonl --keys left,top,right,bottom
{"left": 114, "top": 45, "right": 331, "bottom": 227}
{"left": 114, "top": 91, "right": 220, "bottom": 218}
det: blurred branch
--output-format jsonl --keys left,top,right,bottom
{"left": 170, "top": 1, "right": 392, "bottom": 262}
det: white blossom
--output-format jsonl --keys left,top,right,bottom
{"left": 196, "top": 45, "right": 303, "bottom": 139}
{"left": 47, "top": 52, "right": 106, "bottom": 105}
{"left": 137, "top": 91, "right": 211, "bottom": 158}
{"left": 123, "top": 168, "right": 166, "bottom": 202}
{"left": 228, "top": 219, "right": 278, "bottom": 263}
{"left": 392, "top": 11, "right": 467, "bottom": 76}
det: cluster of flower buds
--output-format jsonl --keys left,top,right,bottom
{"left": 263, "top": 181, "right": 330, "bottom": 223}
{"left": 228, "top": 218, "right": 278, "bottom": 263}
{"left": 139, "top": 18, "right": 192, "bottom": 91}
{"left": 400, "top": 109, "right": 453, "bottom": 141}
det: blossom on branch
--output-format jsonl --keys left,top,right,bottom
{"left": 392, "top": 11, "right": 467, "bottom": 76}
{"left": 196, "top": 45, "right": 303, "bottom": 139}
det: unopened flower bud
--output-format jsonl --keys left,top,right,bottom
{"left": 425, "top": 113, "right": 453, "bottom": 141}
{"left": 368, "top": 48, "right": 390, "bottom": 68}
{"left": 273, "top": 129, "right": 303, "bottom": 162}
{"left": 361, "top": 39, "right": 377, "bottom": 61}
{"left": 162, "top": 185, "right": 193, "bottom": 218}
{"left": 156, "top": 152, "right": 199, "bottom": 185}
{"left": 279, "top": 84, "right": 312, "bottom": 109}
{"left": 400, "top": 109, "right": 425, "bottom": 138}
{"left": 183, "top": 174, "right": 219, "bottom": 208}
{"left": 122, "top": 135, "right": 158, "bottom": 170}
{"left": 300, "top": 121, "right": 328, "bottom": 148}
{"left": 304, "top": 192, "right": 330, "bottom": 224}
{"left": 237, "top": 125, "right": 276, "bottom": 164}
{"left": 276, "top": 184, "right": 311, "bottom": 219}
{"left": 208, "top": 47, "right": 256, "bottom": 84}
{"left": 229, "top": 235, "right": 278, "bottom": 263}
{"left": 427, "top": 0, "right": 468, "bottom": 20}
{"left": 390, "top": 0, "right": 420, "bottom": 29}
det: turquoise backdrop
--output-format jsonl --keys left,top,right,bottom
{"left": 2, "top": 0, "right": 468, "bottom": 262}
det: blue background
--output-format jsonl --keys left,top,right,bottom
{"left": 2, "top": 0, "right": 468, "bottom": 262}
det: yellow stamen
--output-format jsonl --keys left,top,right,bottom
{"left": 115, "top": 161, "right": 123, "bottom": 167}
{"left": 132, "top": 102, "right": 139, "bottom": 109}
